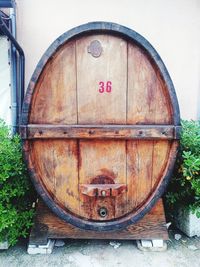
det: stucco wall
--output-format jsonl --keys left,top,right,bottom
{"left": 16, "top": 0, "right": 200, "bottom": 120}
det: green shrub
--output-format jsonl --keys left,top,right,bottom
{"left": 0, "top": 119, "right": 35, "bottom": 246}
{"left": 165, "top": 120, "right": 200, "bottom": 217}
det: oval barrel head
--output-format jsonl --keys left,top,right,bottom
{"left": 21, "top": 22, "right": 180, "bottom": 231}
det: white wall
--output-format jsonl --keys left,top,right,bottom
{"left": 0, "top": 36, "right": 11, "bottom": 125}
{"left": 16, "top": 0, "right": 200, "bottom": 120}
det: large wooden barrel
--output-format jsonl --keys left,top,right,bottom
{"left": 21, "top": 22, "right": 180, "bottom": 231}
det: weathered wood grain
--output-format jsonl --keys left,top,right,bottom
{"left": 151, "top": 140, "right": 171, "bottom": 189}
{"left": 127, "top": 43, "right": 172, "bottom": 124}
{"left": 29, "top": 198, "right": 168, "bottom": 245}
{"left": 126, "top": 140, "right": 154, "bottom": 211}
{"left": 29, "top": 140, "right": 55, "bottom": 197}
{"left": 29, "top": 140, "right": 80, "bottom": 215}
{"left": 21, "top": 22, "right": 180, "bottom": 127}
{"left": 79, "top": 140, "right": 127, "bottom": 219}
{"left": 76, "top": 34, "right": 127, "bottom": 124}
{"left": 20, "top": 124, "right": 180, "bottom": 140}
{"left": 21, "top": 23, "right": 180, "bottom": 231}
{"left": 29, "top": 41, "right": 77, "bottom": 124}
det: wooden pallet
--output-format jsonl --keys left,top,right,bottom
{"left": 29, "top": 198, "right": 168, "bottom": 246}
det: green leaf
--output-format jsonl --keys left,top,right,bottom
{"left": 0, "top": 118, "right": 36, "bottom": 246}
{"left": 165, "top": 120, "right": 200, "bottom": 219}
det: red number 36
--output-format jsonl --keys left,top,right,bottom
{"left": 99, "top": 81, "right": 112, "bottom": 93}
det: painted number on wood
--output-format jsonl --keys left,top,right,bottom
{"left": 99, "top": 81, "right": 112, "bottom": 93}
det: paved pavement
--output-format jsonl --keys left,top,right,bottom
{"left": 0, "top": 229, "right": 200, "bottom": 267}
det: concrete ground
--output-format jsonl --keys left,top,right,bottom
{"left": 0, "top": 229, "right": 200, "bottom": 267}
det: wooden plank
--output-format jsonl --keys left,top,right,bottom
{"left": 127, "top": 43, "right": 172, "bottom": 124}
{"left": 29, "top": 198, "right": 168, "bottom": 242}
{"left": 126, "top": 140, "right": 154, "bottom": 212}
{"left": 76, "top": 34, "right": 127, "bottom": 124}
{"left": 79, "top": 140, "right": 127, "bottom": 219}
{"left": 20, "top": 124, "right": 180, "bottom": 139}
{"left": 52, "top": 140, "right": 80, "bottom": 215}
{"left": 135, "top": 141, "right": 154, "bottom": 205}
{"left": 154, "top": 72, "right": 173, "bottom": 124}
{"left": 29, "top": 41, "right": 77, "bottom": 124}
{"left": 126, "top": 141, "right": 139, "bottom": 211}
{"left": 29, "top": 140, "right": 80, "bottom": 215}
{"left": 29, "top": 140, "right": 55, "bottom": 197}
{"left": 151, "top": 140, "right": 171, "bottom": 190}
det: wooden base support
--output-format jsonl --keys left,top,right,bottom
{"left": 28, "top": 198, "right": 168, "bottom": 253}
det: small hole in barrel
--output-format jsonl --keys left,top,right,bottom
{"left": 63, "top": 131, "right": 67, "bottom": 134}
{"left": 39, "top": 131, "right": 43, "bottom": 135}
{"left": 99, "top": 207, "right": 108, "bottom": 218}
{"left": 139, "top": 130, "right": 143, "bottom": 135}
